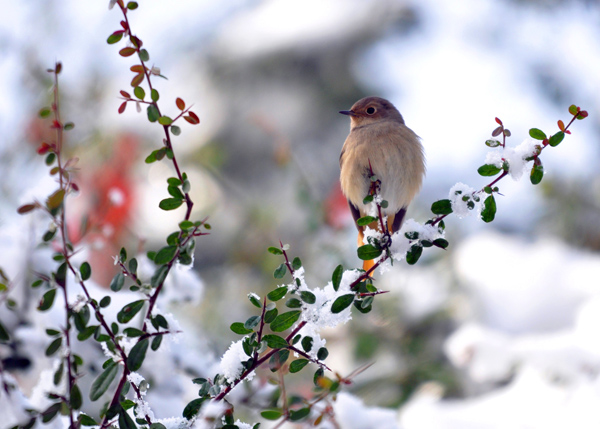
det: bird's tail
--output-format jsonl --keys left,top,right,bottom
{"left": 358, "top": 214, "right": 401, "bottom": 277}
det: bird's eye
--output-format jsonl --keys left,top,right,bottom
{"left": 366, "top": 107, "right": 376, "bottom": 115}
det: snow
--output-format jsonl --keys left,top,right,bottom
{"left": 219, "top": 339, "right": 254, "bottom": 385}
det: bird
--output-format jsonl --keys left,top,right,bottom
{"left": 339, "top": 96, "right": 425, "bottom": 274}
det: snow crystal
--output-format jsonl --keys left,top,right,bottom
{"left": 70, "top": 294, "right": 88, "bottom": 313}
{"left": 449, "top": 182, "right": 481, "bottom": 218}
{"left": 484, "top": 138, "right": 541, "bottom": 181}
{"left": 219, "top": 339, "right": 254, "bottom": 384}
{"left": 127, "top": 371, "right": 145, "bottom": 388}
{"left": 233, "top": 420, "right": 254, "bottom": 429}
{"left": 331, "top": 392, "right": 398, "bottom": 429}
{"left": 388, "top": 219, "right": 445, "bottom": 263}
{"left": 300, "top": 269, "right": 361, "bottom": 330}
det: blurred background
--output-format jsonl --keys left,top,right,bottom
{"left": 1, "top": 0, "right": 599, "bottom": 427}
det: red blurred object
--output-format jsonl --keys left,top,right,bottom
{"left": 324, "top": 182, "right": 352, "bottom": 230}
{"left": 69, "top": 134, "right": 139, "bottom": 286}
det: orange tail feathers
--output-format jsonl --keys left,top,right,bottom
{"left": 358, "top": 227, "right": 376, "bottom": 277}
{"left": 357, "top": 214, "right": 398, "bottom": 277}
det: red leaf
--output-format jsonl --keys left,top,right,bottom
{"left": 130, "top": 65, "right": 144, "bottom": 73}
{"left": 17, "top": 203, "right": 38, "bottom": 214}
{"left": 120, "top": 20, "right": 128, "bottom": 30}
{"left": 118, "top": 101, "right": 127, "bottom": 114}
{"left": 131, "top": 73, "right": 144, "bottom": 87}
{"left": 119, "top": 47, "right": 137, "bottom": 57}
{"left": 130, "top": 36, "right": 143, "bottom": 49}
{"left": 185, "top": 111, "right": 200, "bottom": 125}
{"left": 176, "top": 98, "right": 185, "bottom": 111}
{"left": 37, "top": 143, "right": 51, "bottom": 155}
{"left": 495, "top": 117, "right": 503, "bottom": 125}
{"left": 120, "top": 90, "right": 131, "bottom": 98}
{"left": 557, "top": 120, "right": 565, "bottom": 131}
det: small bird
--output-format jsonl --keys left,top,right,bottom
{"left": 339, "top": 96, "right": 425, "bottom": 274}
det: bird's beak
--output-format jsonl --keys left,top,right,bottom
{"left": 339, "top": 110, "right": 355, "bottom": 116}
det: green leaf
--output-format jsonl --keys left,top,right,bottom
{"left": 481, "top": 195, "right": 497, "bottom": 223}
{"left": 273, "top": 263, "right": 287, "bottom": 279}
{"left": 302, "top": 336, "right": 313, "bottom": 352}
{"left": 127, "top": 1, "right": 138, "bottom": 10}
{"left": 139, "top": 49, "right": 150, "bottom": 62}
{"left": 289, "top": 358, "right": 309, "bottom": 373}
{"left": 332, "top": 264, "right": 343, "bottom": 292}
{"left": 433, "top": 238, "right": 449, "bottom": 249}
{"left": 128, "top": 258, "right": 138, "bottom": 275}
{"left": 314, "top": 367, "right": 324, "bottom": 385}
{"left": 90, "top": 361, "right": 119, "bottom": 401}
{"left": 264, "top": 306, "right": 278, "bottom": 323}
{"left": 38, "top": 288, "right": 57, "bottom": 311}
{"left": 244, "top": 315, "right": 261, "bottom": 330}
{"left": 230, "top": 322, "right": 253, "bottom": 335}
{"left": 118, "top": 408, "right": 137, "bottom": 429}
{"left": 477, "top": 164, "right": 502, "bottom": 176}
{"left": 267, "top": 286, "right": 288, "bottom": 302}
{"left": 151, "top": 265, "right": 169, "bottom": 288}
{"left": 289, "top": 407, "right": 310, "bottom": 421}
{"left": 485, "top": 139, "right": 501, "bottom": 147}
{"left": 63, "top": 122, "right": 75, "bottom": 131}
{"left": 133, "top": 86, "right": 145, "bottom": 100}
{"left": 270, "top": 310, "right": 301, "bottom": 332}
{"left": 154, "top": 245, "right": 178, "bottom": 265}
{"left": 159, "top": 198, "right": 184, "bottom": 211}
{"left": 127, "top": 338, "right": 149, "bottom": 371}
{"left": 357, "top": 215, "right": 377, "bottom": 226}
{"left": 151, "top": 334, "right": 162, "bottom": 351}
{"left": 0, "top": 321, "right": 10, "bottom": 342}
{"left": 331, "top": 294, "right": 354, "bottom": 314}
{"left": 107, "top": 33, "right": 123, "bottom": 44}
{"left": 286, "top": 297, "right": 302, "bottom": 308}
{"left": 291, "top": 257, "right": 302, "bottom": 270}
{"left": 110, "top": 272, "right": 124, "bottom": 292}
{"left": 317, "top": 347, "right": 329, "bottom": 360}
{"left": 263, "top": 334, "right": 288, "bottom": 349}
{"left": 158, "top": 116, "right": 173, "bottom": 126}
{"left": 79, "top": 414, "right": 98, "bottom": 426}
{"left": 269, "top": 349, "right": 290, "bottom": 372}
{"left": 182, "top": 398, "right": 206, "bottom": 419}
{"left": 248, "top": 294, "right": 262, "bottom": 308}
{"left": 261, "top": 409, "right": 283, "bottom": 420}
{"left": 151, "top": 89, "right": 159, "bottom": 102}
{"left": 70, "top": 383, "right": 83, "bottom": 409}
{"left": 357, "top": 244, "right": 382, "bottom": 261}
{"left": 171, "top": 125, "right": 181, "bottom": 136}
{"left": 406, "top": 244, "right": 423, "bottom": 265}
{"left": 99, "top": 296, "right": 111, "bottom": 308}
{"left": 530, "top": 159, "right": 544, "bottom": 185}
{"left": 299, "top": 291, "right": 316, "bottom": 304}
{"left": 123, "top": 327, "right": 144, "bottom": 337}
{"left": 39, "top": 107, "right": 51, "bottom": 118}
{"left": 147, "top": 104, "right": 160, "bottom": 122}
{"left": 117, "top": 300, "right": 145, "bottom": 323}
{"left": 548, "top": 131, "right": 565, "bottom": 147}
{"left": 41, "top": 403, "right": 61, "bottom": 423}
{"left": 45, "top": 337, "right": 62, "bottom": 356}
{"left": 80, "top": 262, "right": 91, "bottom": 281}
{"left": 77, "top": 326, "right": 97, "bottom": 341}
{"left": 529, "top": 128, "right": 547, "bottom": 140}
{"left": 431, "top": 199, "right": 453, "bottom": 215}
{"left": 267, "top": 246, "right": 283, "bottom": 255}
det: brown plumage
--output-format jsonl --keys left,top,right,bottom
{"left": 339, "top": 96, "right": 425, "bottom": 274}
